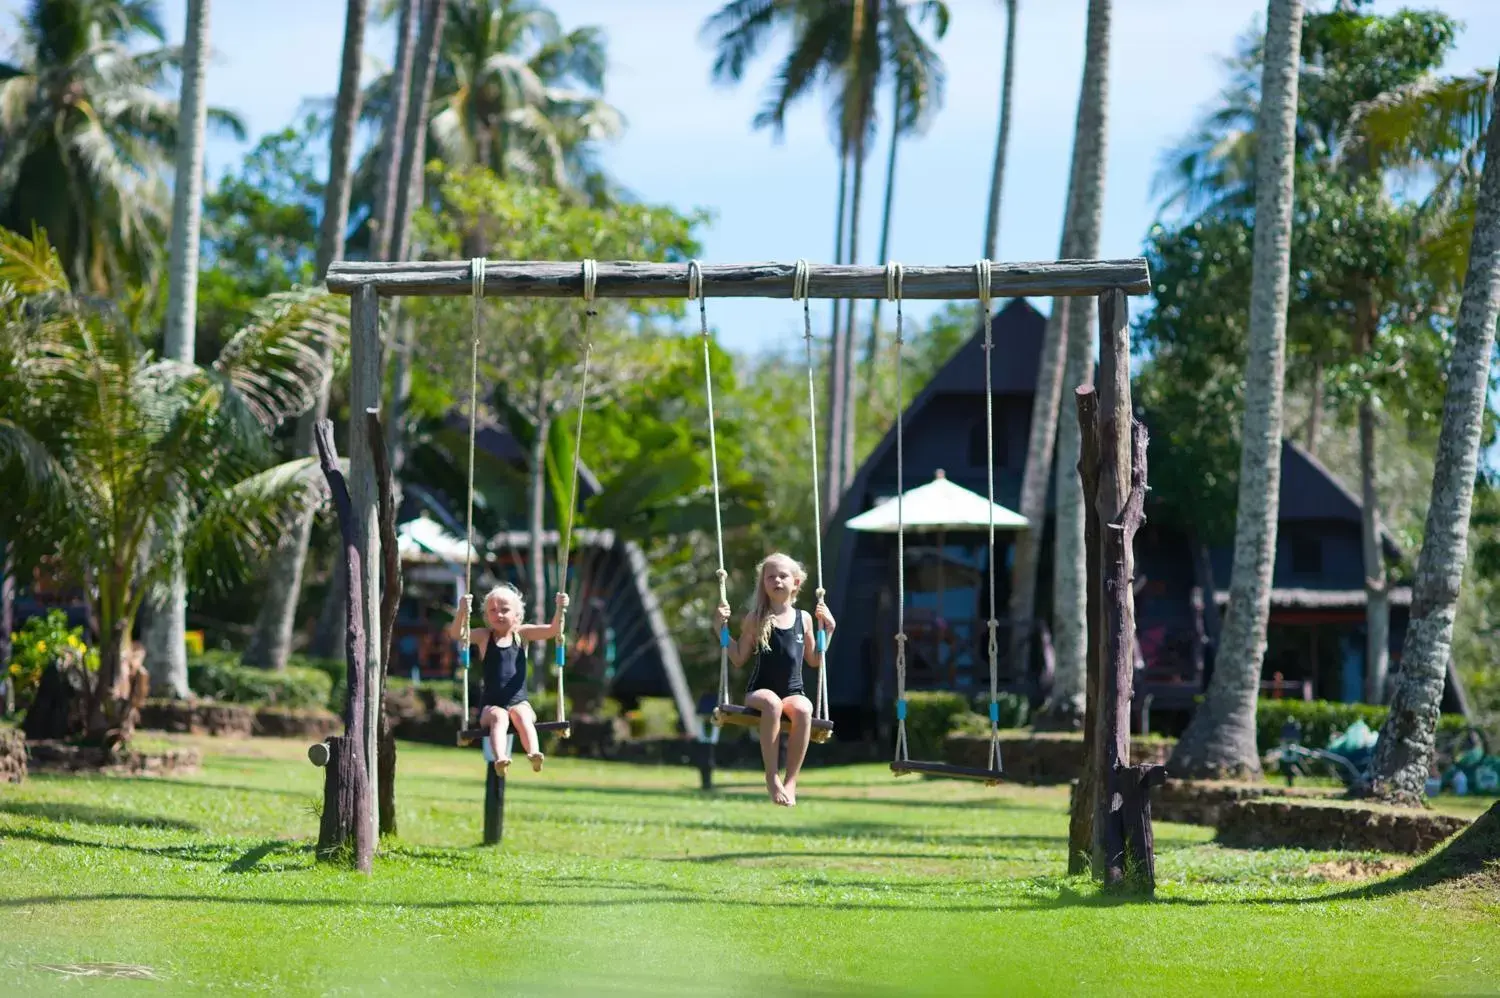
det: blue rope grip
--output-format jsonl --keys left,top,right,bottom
{"left": 896, "top": 699, "right": 908, "bottom": 721}
{"left": 555, "top": 644, "right": 565, "bottom": 668}
{"left": 989, "top": 702, "right": 1001, "bottom": 724}
{"left": 719, "top": 626, "right": 730, "bottom": 649}
{"left": 458, "top": 645, "right": 470, "bottom": 669}
{"left": 816, "top": 628, "right": 828, "bottom": 653}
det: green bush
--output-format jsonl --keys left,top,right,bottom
{"left": 1255, "top": 698, "right": 1471, "bottom": 754}
{"left": 624, "top": 697, "right": 679, "bottom": 739}
{"left": 8, "top": 610, "right": 98, "bottom": 711}
{"left": 187, "top": 655, "right": 332, "bottom": 710}
{"left": 903, "top": 691, "right": 970, "bottom": 758}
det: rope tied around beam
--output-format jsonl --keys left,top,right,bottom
{"left": 793, "top": 260, "right": 830, "bottom": 723}
{"left": 888, "top": 261, "right": 910, "bottom": 764}
{"left": 692, "top": 260, "right": 733, "bottom": 710}
{"left": 977, "top": 259, "right": 1002, "bottom": 775}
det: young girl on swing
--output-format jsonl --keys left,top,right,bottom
{"left": 450, "top": 585, "right": 569, "bottom": 776}
{"left": 715, "top": 553, "right": 836, "bottom": 806}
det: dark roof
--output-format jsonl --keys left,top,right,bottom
{"left": 1279, "top": 439, "right": 1402, "bottom": 561}
{"left": 920, "top": 298, "right": 1047, "bottom": 397}
{"left": 441, "top": 412, "right": 602, "bottom": 498}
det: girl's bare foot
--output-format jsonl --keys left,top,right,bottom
{"left": 782, "top": 778, "right": 798, "bottom": 806}
{"left": 766, "top": 773, "right": 792, "bottom": 806}
{"left": 493, "top": 757, "right": 511, "bottom": 777}
{"left": 528, "top": 752, "right": 545, "bottom": 773}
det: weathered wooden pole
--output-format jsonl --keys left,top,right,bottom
{"left": 310, "top": 419, "right": 373, "bottom": 873}
{"left": 483, "top": 765, "right": 506, "bottom": 845}
{"left": 368, "top": 409, "right": 402, "bottom": 838}
{"left": 1068, "top": 386, "right": 1102, "bottom": 875}
{"left": 348, "top": 284, "right": 383, "bottom": 840}
{"left": 1092, "top": 288, "right": 1165, "bottom": 893}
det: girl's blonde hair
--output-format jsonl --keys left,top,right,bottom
{"left": 483, "top": 583, "right": 526, "bottom": 621}
{"left": 749, "top": 552, "right": 805, "bottom": 651}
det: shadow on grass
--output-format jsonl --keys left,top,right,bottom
{"left": 662, "top": 847, "right": 1058, "bottom": 865}
{"left": 0, "top": 826, "right": 312, "bottom": 873}
{"left": 0, "top": 800, "right": 201, "bottom": 831}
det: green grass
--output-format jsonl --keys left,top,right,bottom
{"left": 1, "top": 736, "right": 1496, "bottom": 996}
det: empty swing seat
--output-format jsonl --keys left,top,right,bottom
{"left": 712, "top": 704, "right": 834, "bottom": 744}
{"left": 890, "top": 759, "right": 1004, "bottom": 785}
{"left": 458, "top": 720, "right": 571, "bottom": 746}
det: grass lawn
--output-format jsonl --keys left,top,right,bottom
{"left": 1, "top": 734, "right": 1496, "bottom": 996}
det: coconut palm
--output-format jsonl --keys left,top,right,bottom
{"left": 427, "top": 0, "right": 621, "bottom": 193}
{"left": 0, "top": 0, "right": 243, "bottom": 295}
{"left": 1167, "top": 0, "right": 1305, "bottom": 778}
{"left": 982, "top": 0, "right": 1017, "bottom": 261}
{"left": 0, "top": 226, "right": 343, "bottom": 747}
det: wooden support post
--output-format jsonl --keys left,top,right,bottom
{"left": 483, "top": 764, "right": 506, "bottom": 846}
{"left": 368, "top": 409, "right": 402, "bottom": 839}
{"left": 1068, "top": 386, "right": 1102, "bottom": 875}
{"left": 347, "top": 284, "right": 382, "bottom": 843}
{"left": 311, "top": 420, "right": 372, "bottom": 873}
{"left": 1092, "top": 288, "right": 1159, "bottom": 893}
{"left": 697, "top": 737, "right": 716, "bottom": 791}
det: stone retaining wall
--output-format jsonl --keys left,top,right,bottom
{"left": 137, "top": 700, "right": 254, "bottom": 737}
{"left": 26, "top": 740, "right": 202, "bottom": 776}
{"left": 944, "top": 731, "right": 1175, "bottom": 785}
{"left": 1215, "top": 798, "right": 1470, "bottom": 854}
{"left": 1150, "top": 779, "right": 1343, "bottom": 826}
{"left": 253, "top": 708, "right": 341, "bottom": 740}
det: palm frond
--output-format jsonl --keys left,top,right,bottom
{"left": 1343, "top": 69, "right": 1495, "bottom": 173}
{"left": 0, "top": 416, "right": 69, "bottom": 503}
{"left": 703, "top": 0, "right": 789, "bottom": 84}
{"left": 0, "top": 223, "right": 70, "bottom": 294}
{"left": 212, "top": 291, "right": 348, "bottom": 430}
{"left": 183, "top": 457, "right": 327, "bottom": 599}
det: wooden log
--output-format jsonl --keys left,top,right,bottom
{"left": 312, "top": 419, "right": 373, "bottom": 873}
{"left": 367, "top": 408, "right": 401, "bottom": 839}
{"left": 697, "top": 738, "right": 715, "bottom": 792}
{"left": 1120, "top": 764, "right": 1168, "bottom": 894}
{"left": 325, "top": 258, "right": 1152, "bottom": 300}
{"left": 347, "top": 284, "right": 382, "bottom": 844}
{"left": 308, "top": 740, "right": 331, "bottom": 768}
{"left": 483, "top": 764, "right": 505, "bottom": 846}
{"left": 1068, "top": 386, "right": 1102, "bottom": 876}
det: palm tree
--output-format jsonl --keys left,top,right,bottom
{"left": 0, "top": 226, "right": 343, "bottom": 747}
{"left": 372, "top": 0, "right": 418, "bottom": 262}
{"left": 1358, "top": 65, "right": 1497, "bottom": 805}
{"left": 1010, "top": 0, "right": 1110, "bottom": 718}
{"left": 142, "top": 0, "right": 212, "bottom": 697}
{"left": 243, "top": 0, "right": 367, "bottom": 672}
{"left": 982, "top": 0, "right": 1016, "bottom": 261}
{"left": 0, "top": 0, "right": 243, "bottom": 295}
{"left": 865, "top": 1, "right": 948, "bottom": 409}
{"left": 1168, "top": 0, "right": 1304, "bottom": 778}
{"left": 429, "top": 0, "right": 621, "bottom": 193}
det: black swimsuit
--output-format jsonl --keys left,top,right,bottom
{"left": 476, "top": 638, "right": 529, "bottom": 709}
{"left": 746, "top": 610, "right": 806, "bottom": 700}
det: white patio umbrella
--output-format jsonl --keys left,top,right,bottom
{"left": 397, "top": 515, "right": 477, "bottom": 566}
{"left": 846, "top": 470, "right": 1028, "bottom": 675}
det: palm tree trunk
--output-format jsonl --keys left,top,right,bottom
{"left": 824, "top": 147, "right": 850, "bottom": 523}
{"left": 1371, "top": 89, "right": 1500, "bottom": 806}
{"left": 145, "top": 0, "right": 211, "bottom": 699}
{"left": 866, "top": 81, "right": 901, "bottom": 404}
{"left": 1355, "top": 308, "right": 1389, "bottom": 703}
{"left": 1, "top": 540, "right": 13, "bottom": 705}
{"left": 838, "top": 133, "right": 866, "bottom": 496}
{"left": 244, "top": 0, "right": 367, "bottom": 671}
{"left": 983, "top": 0, "right": 1018, "bottom": 261}
{"left": 372, "top": 0, "right": 418, "bottom": 262}
{"left": 1168, "top": 0, "right": 1304, "bottom": 779}
{"left": 392, "top": 0, "right": 447, "bottom": 264}
{"left": 1023, "top": 0, "right": 1111, "bottom": 723}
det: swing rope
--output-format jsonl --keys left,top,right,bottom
{"left": 553, "top": 259, "right": 595, "bottom": 727}
{"left": 888, "top": 263, "right": 909, "bottom": 765}
{"left": 793, "top": 260, "right": 830, "bottom": 723}
{"left": 459, "top": 257, "right": 485, "bottom": 731}
{"left": 692, "top": 262, "right": 733, "bottom": 710}
{"left": 978, "top": 259, "right": 1003, "bottom": 774}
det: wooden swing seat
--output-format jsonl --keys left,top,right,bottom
{"left": 890, "top": 759, "right": 1004, "bottom": 785}
{"left": 713, "top": 704, "right": 834, "bottom": 744}
{"left": 458, "top": 720, "right": 571, "bottom": 746}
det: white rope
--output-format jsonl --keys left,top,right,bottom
{"left": 793, "top": 260, "right": 829, "bottom": 723}
{"left": 460, "top": 257, "right": 485, "bottom": 731}
{"left": 888, "top": 262, "right": 909, "bottom": 764}
{"left": 553, "top": 261, "right": 596, "bottom": 728}
{"left": 692, "top": 261, "right": 732, "bottom": 710}
{"left": 978, "top": 259, "right": 1002, "bottom": 773}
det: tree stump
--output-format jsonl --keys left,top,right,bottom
{"left": 316, "top": 734, "right": 365, "bottom": 862}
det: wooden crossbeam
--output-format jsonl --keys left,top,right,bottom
{"left": 325, "top": 259, "right": 1152, "bottom": 299}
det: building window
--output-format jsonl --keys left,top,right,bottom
{"left": 1290, "top": 536, "right": 1322, "bottom": 575}
{"left": 969, "top": 422, "right": 1006, "bottom": 469}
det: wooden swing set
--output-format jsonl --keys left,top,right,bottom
{"left": 316, "top": 253, "right": 1158, "bottom": 888}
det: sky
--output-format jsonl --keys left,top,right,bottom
{"left": 1, "top": 0, "right": 1497, "bottom": 357}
